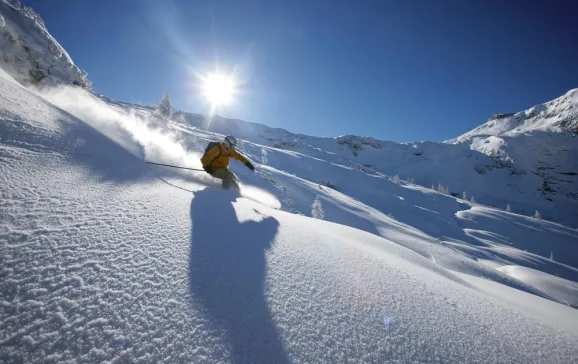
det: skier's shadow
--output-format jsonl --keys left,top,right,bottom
{"left": 189, "top": 188, "right": 288, "bottom": 364}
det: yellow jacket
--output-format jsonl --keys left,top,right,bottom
{"left": 201, "top": 143, "right": 248, "bottom": 170}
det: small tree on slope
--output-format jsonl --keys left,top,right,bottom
{"left": 157, "top": 92, "right": 174, "bottom": 119}
{"left": 311, "top": 195, "right": 325, "bottom": 220}
{"left": 437, "top": 183, "right": 448, "bottom": 195}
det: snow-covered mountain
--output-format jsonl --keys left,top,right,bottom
{"left": 166, "top": 91, "right": 578, "bottom": 227}
{"left": 1, "top": 3, "right": 578, "bottom": 363}
{"left": 0, "top": 1, "right": 91, "bottom": 89}
{"left": 448, "top": 90, "right": 578, "bottom": 141}
{"left": 446, "top": 90, "right": 578, "bottom": 222}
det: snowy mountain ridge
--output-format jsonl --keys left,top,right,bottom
{"left": 0, "top": 1, "right": 91, "bottom": 89}
{"left": 93, "top": 85, "right": 578, "bottom": 228}
{"left": 447, "top": 88, "right": 578, "bottom": 143}
{"left": 165, "top": 91, "right": 578, "bottom": 226}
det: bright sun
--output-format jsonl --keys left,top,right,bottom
{"left": 201, "top": 72, "right": 236, "bottom": 106}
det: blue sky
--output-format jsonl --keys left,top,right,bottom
{"left": 27, "top": 0, "right": 578, "bottom": 142}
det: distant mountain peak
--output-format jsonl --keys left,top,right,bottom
{"left": 447, "top": 88, "right": 578, "bottom": 144}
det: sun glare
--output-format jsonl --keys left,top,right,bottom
{"left": 201, "top": 72, "right": 236, "bottom": 106}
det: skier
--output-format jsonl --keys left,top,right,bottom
{"left": 201, "top": 136, "right": 255, "bottom": 189}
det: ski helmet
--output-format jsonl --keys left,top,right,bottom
{"left": 224, "top": 135, "right": 237, "bottom": 149}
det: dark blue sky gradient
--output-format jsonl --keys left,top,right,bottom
{"left": 26, "top": 0, "right": 578, "bottom": 141}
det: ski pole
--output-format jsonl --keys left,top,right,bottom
{"left": 145, "top": 161, "right": 205, "bottom": 172}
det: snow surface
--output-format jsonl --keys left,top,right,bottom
{"left": 496, "top": 265, "right": 578, "bottom": 307}
{"left": 2, "top": 67, "right": 578, "bottom": 363}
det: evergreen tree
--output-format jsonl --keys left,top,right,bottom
{"left": 157, "top": 92, "right": 174, "bottom": 118}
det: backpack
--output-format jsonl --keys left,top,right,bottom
{"left": 204, "top": 141, "right": 220, "bottom": 155}
{"left": 203, "top": 141, "right": 223, "bottom": 165}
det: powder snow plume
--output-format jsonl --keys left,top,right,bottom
{"left": 35, "top": 85, "right": 218, "bottom": 185}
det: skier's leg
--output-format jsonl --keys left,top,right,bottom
{"left": 226, "top": 171, "right": 240, "bottom": 190}
{"left": 212, "top": 169, "right": 237, "bottom": 190}
{"left": 211, "top": 169, "right": 228, "bottom": 188}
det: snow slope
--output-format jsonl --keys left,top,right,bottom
{"left": 2, "top": 69, "right": 578, "bottom": 363}
{"left": 29, "top": 73, "right": 578, "bottom": 308}
{"left": 445, "top": 89, "right": 578, "bottom": 226}
{"left": 47, "top": 84, "right": 577, "bottom": 307}
{"left": 163, "top": 91, "right": 578, "bottom": 228}
{"left": 2, "top": 6, "right": 578, "bottom": 362}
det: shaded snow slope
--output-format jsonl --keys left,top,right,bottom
{"left": 2, "top": 69, "right": 578, "bottom": 363}
{"left": 0, "top": 1, "right": 91, "bottom": 89}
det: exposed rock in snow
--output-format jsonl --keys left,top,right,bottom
{"left": 448, "top": 88, "right": 578, "bottom": 142}
{"left": 489, "top": 112, "right": 515, "bottom": 120}
{"left": 0, "top": 1, "right": 91, "bottom": 89}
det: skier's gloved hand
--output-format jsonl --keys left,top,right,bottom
{"left": 245, "top": 162, "right": 255, "bottom": 171}
{"left": 203, "top": 166, "right": 213, "bottom": 174}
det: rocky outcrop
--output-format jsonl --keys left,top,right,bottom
{"left": 0, "top": 1, "right": 91, "bottom": 89}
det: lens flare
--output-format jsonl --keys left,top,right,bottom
{"left": 383, "top": 315, "right": 395, "bottom": 328}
